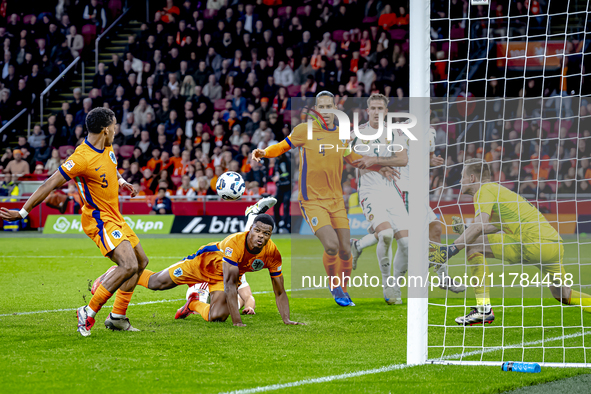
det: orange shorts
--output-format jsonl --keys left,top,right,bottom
{"left": 166, "top": 260, "right": 225, "bottom": 292}
{"left": 299, "top": 198, "right": 349, "bottom": 234}
{"left": 82, "top": 214, "right": 140, "bottom": 256}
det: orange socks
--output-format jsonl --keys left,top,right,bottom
{"left": 323, "top": 252, "right": 338, "bottom": 289}
{"left": 112, "top": 289, "right": 134, "bottom": 316}
{"left": 339, "top": 255, "right": 353, "bottom": 292}
{"left": 88, "top": 284, "right": 113, "bottom": 314}
{"left": 189, "top": 300, "right": 210, "bottom": 321}
{"left": 137, "top": 269, "right": 154, "bottom": 288}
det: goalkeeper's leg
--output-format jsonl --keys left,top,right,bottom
{"left": 455, "top": 237, "right": 494, "bottom": 326}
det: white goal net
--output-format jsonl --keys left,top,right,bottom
{"left": 420, "top": 0, "right": 591, "bottom": 367}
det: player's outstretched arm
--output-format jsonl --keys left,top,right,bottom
{"left": 251, "top": 139, "right": 292, "bottom": 162}
{"left": 222, "top": 261, "right": 245, "bottom": 326}
{"left": 0, "top": 170, "right": 67, "bottom": 221}
{"left": 271, "top": 275, "right": 305, "bottom": 325}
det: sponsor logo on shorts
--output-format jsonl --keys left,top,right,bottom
{"left": 225, "top": 247, "right": 233, "bottom": 256}
{"left": 64, "top": 160, "right": 75, "bottom": 171}
{"left": 277, "top": 264, "right": 282, "bottom": 272}
{"left": 173, "top": 267, "right": 183, "bottom": 277}
{"left": 111, "top": 230, "right": 122, "bottom": 239}
{"left": 251, "top": 259, "right": 264, "bottom": 271}
{"left": 109, "top": 151, "right": 117, "bottom": 164}
{"left": 311, "top": 217, "right": 318, "bottom": 226}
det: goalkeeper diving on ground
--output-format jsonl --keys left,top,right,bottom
{"left": 430, "top": 158, "right": 591, "bottom": 326}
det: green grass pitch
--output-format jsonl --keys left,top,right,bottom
{"left": 0, "top": 236, "right": 589, "bottom": 393}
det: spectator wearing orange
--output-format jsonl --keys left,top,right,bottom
{"left": 173, "top": 150, "right": 192, "bottom": 177}
{"left": 146, "top": 148, "right": 163, "bottom": 173}
{"left": 176, "top": 175, "right": 196, "bottom": 200}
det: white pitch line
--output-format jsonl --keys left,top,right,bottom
{"left": 217, "top": 331, "right": 591, "bottom": 394}
{"left": 219, "top": 363, "right": 412, "bottom": 394}
{"left": 0, "top": 288, "right": 322, "bottom": 317}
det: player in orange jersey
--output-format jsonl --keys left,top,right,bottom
{"left": 123, "top": 214, "right": 303, "bottom": 326}
{"left": 0, "top": 108, "right": 149, "bottom": 337}
{"left": 251, "top": 91, "right": 398, "bottom": 307}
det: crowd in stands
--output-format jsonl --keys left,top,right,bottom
{"left": 0, "top": 0, "right": 590, "bottom": 214}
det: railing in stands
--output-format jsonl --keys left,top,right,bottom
{"left": 95, "top": 7, "right": 131, "bottom": 70}
{"left": 39, "top": 56, "right": 81, "bottom": 126}
{"left": 0, "top": 108, "right": 29, "bottom": 139}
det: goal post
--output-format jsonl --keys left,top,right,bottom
{"left": 409, "top": 0, "right": 591, "bottom": 367}
{"left": 407, "top": 0, "right": 431, "bottom": 365}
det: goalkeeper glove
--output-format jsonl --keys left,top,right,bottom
{"left": 429, "top": 243, "right": 460, "bottom": 265}
{"left": 451, "top": 216, "right": 468, "bottom": 235}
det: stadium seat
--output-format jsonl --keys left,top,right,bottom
{"left": 119, "top": 145, "right": 135, "bottom": 159}
{"left": 81, "top": 24, "right": 97, "bottom": 47}
{"left": 296, "top": 6, "right": 306, "bottom": 16}
{"left": 214, "top": 99, "right": 226, "bottom": 111}
{"left": 59, "top": 146, "right": 75, "bottom": 160}
{"left": 362, "top": 16, "right": 378, "bottom": 24}
{"left": 541, "top": 120, "right": 551, "bottom": 133}
{"left": 332, "top": 30, "right": 346, "bottom": 42}
{"left": 282, "top": 110, "right": 292, "bottom": 124}
{"left": 204, "top": 9, "right": 218, "bottom": 19}
{"left": 266, "top": 181, "right": 277, "bottom": 195}
{"left": 389, "top": 29, "right": 407, "bottom": 40}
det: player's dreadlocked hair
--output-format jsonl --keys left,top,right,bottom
{"left": 86, "top": 107, "right": 116, "bottom": 134}
{"left": 253, "top": 213, "right": 275, "bottom": 230}
{"left": 464, "top": 158, "right": 491, "bottom": 182}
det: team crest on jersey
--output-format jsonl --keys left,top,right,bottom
{"left": 64, "top": 160, "right": 75, "bottom": 171}
{"left": 111, "top": 230, "right": 122, "bottom": 239}
{"left": 311, "top": 217, "right": 318, "bottom": 226}
{"left": 109, "top": 151, "right": 117, "bottom": 164}
{"left": 173, "top": 267, "right": 183, "bottom": 277}
{"left": 225, "top": 247, "right": 233, "bottom": 257}
{"left": 369, "top": 214, "right": 374, "bottom": 221}
{"left": 251, "top": 259, "right": 264, "bottom": 271}
{"left": 277, "top": 265, "right": 282, "bottom": 272}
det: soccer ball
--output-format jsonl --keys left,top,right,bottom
{"left": 216, "top": 171, "right": 246, "bottom": 201}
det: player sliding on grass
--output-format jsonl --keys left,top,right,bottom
{"left": 0, "top": 108, "right": 149, "bottom": 337}
{"left": 251, "top": 91, "right": 398, "bottom": 307}
{"left": 94, "top": 207, "right": 303, "bottom": 326}
{"left": 430, "top": 158, "right": 591, "bottom": 326}
{"left": 185, "top": 273, "right": 256, "bottom": 316}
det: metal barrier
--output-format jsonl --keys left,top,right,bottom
{"left": 95, "top": 8, "right": 131, "bottom": 70}
{"left": 0, "top": 107, "right": 28, "bottom": 139}
{"left": 39, "top": 57, "right": 80, "bottom": 126}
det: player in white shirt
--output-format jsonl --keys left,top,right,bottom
{"left": 349, "top": 94, "right": 411, "bottom": 304}
{"left": 351, "top": 106, "right": 464, "bottom": 302}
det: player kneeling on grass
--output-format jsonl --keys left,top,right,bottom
{"left": 430, "top": 158, "right": 591, "bottom": 326}
{"left": 96, "top": 213, "right": 303, "bottom": 326}
{"left": 186, "top": 273, "right": 256, "bottom": 316}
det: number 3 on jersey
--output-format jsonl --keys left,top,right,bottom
{"left": 100, "top": 173, "right": 108, "bottom": 188}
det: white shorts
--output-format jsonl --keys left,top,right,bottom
{"left": 359, "top": 188, "right": 408, "bottom": 234}
{"left": 186, "top": 274, "right": 250, "bottom": 300}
